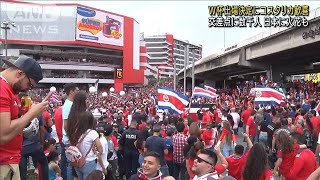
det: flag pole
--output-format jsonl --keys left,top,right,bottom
{"left": 188, "top": 88, "right": 194, "bottom": 109}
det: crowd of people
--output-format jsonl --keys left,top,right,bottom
{"left": 1, "top": 56, "right": 320, "bottom": 180}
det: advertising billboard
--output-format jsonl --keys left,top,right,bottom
{"left": 305, "top": 73, "right": 320, "bottom": 83}
{"left": 76, "top": 6, "right": 124, "bottom": 47}
{"left": 0, "top": 1, "right": 76, "bottom": 41}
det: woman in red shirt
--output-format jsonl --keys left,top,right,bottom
{"left": 274, "top": 131, "right": 306, "bottom": 179}
{"left": 242, "top": 143, "right": 273, "bottom": 180}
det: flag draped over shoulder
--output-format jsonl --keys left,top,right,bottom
{"left": 157, "top": 87, "right": 189, "bottom": 114}
{"left": 251, "top": 86, "right": 285, "bottom": 105}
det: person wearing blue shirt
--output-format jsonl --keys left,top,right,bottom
{"left": 59, "top": 83, "right": 79, "bottom": 180}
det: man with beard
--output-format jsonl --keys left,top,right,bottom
{"left": 0, "top": 56, "right": 48, "bottom": 180}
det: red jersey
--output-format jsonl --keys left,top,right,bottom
{"left": 138, "top": 122, "right": 146, "bottom": 130}
{"left": 295, "top": 127, "right": 303, "bottom": 135}
{"left": 187, "top": 158, "right": 195, "bottom": 180}
{"left": 111, "top": 135, "right": 119, "bottom": 148}
{"left": 0, "top": 79, "right": 22, "bottom": 164}
{"left": 150, "top": 106, "right": 156, "bottom": 116}
{"left": 226, "top": 151, "right": 250, "bottom": 180}
{"left": 246, "top": 116, "right": 257, "bottom": 137}
{"left": 42, "top": 110, "right": 51, "bottom": 128}
{"left": 285, "top": 149, "right": 317, "bottom": 180}
{"left": 214, "top": 109, "right": 222, "bottom": 123}
{"left": 311, "top": 116, "right": 320, "bottom": 135}
{"left": 202, "top": 128, "right": 217, "bottom": 148}
{"left": 241, "top": 108, "right": 252, "bottom": 126}
{"left": 183, "top": 125, "right": 189, "bottom": 136}
{"left": 295, "top": 115, "right": 303, "bottom": 125}
{"left": 278, "top": 144, "right": 299, "bottom": 177}
{"left": 202, "top": 112, "right": 213, "bottom": 125}
{"left": 258, "top": 169, "right": 273, "bottom": 180}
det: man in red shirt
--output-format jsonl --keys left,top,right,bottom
{"left": 225, "top": 133, "right": 253, "bottom": 180}
{"left": 213, "top": 107, "right": 222, "bottom": 124}
{"left": 0, "top": 57, "right": 48, "bottom": 179}
{"left": 246, "top": 111, "right": 257, "bottom": 144}
{"left": 202, "top": 123, "right": 218, "bottom": 149}
{"left": 241, "top": 106, "right": 252, "bottom": 129}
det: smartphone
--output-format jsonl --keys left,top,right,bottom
{"left": 43, "top": 91, "right": 54, "bottom": 102}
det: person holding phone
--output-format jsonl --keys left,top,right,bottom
{"left": 0, "top": 56, "right": 48, "bottom": 180}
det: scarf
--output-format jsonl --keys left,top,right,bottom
{"left": 136, "top": 168, "right": 162, "bottom": 180}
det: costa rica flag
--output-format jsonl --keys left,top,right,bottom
{"left": 157, "top": 87, "right": 189, "bottom": 114}
{"left": 252, "top": 87, "right": 285, "bottom": 105}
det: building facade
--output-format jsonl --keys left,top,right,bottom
{"left": 142, "top": 33, "right": 202, "bottom": 78}
{"left": 0, "top": 0, "right": 145, "bottom": 92}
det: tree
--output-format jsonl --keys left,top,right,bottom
{"left": 146, "top": 75, "right": 157, "bottom": 86}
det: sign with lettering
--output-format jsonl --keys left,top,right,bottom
{"left": 0, "top": 1, "right": 76, "bottom": 41}
{"left": 302, "top": 26, "right": 320, "bottom": 39}
{"left": 76, "top": 6, "right": 124, "bottom": 46}
{"left": 116, "top": 68, "right": 123, "bottom": 79}
{"left": 305, "top": 73, "right": 320, "bottom": 83}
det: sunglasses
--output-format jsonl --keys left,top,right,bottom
{"left": 27, "top": 76, "right": 34, "bottom": 88}
{"left": 195, "top": 156, "right": 214, "bottom": 166}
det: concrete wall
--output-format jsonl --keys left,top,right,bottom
{"left": 246, "top": 20, "right": 320, "bottom": 60}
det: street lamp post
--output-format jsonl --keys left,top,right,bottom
{"left": 173, "top": 56, "right": 177, "bottom": 91}
{"left": 189, "top": 47, "right": 198, "bottom": 93}
{"left": 183, "top": 44, "right": 189, "bottom": 95}
{"left": 1, "top": 20, "right": 16, "bottom": 60}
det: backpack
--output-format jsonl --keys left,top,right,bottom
{"left": 65, "top": 130, "right": 94, "bottom": 168}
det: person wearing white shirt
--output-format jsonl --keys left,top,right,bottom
{"left": 67, "top": 111, "right": 104, "bottom": 180}
{"left": 230, "top": 108, "right": 240, "bottom": 134}
{"left": 96, "top": 122, "right": 114, "bottom": 178}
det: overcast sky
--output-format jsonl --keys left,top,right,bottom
{"left": 31, "top": 1, "right": 319, "bottom": 57}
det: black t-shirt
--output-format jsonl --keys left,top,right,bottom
{"left": 119, "top": 128, "right": 139, "bottom": 151}
{"left": 274, "top": 126, "right": 292, "bottom": 136}
{"left": 266, "top": 122, "right": 278, "bottom": 148}
{"left": 260, "top": 120, "right": 269, "bottom": 132}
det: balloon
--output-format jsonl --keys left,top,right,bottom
{"left": 89, "top": 86, "right": 97, "bottom": 93}
{"left": 120, "top": 91, "right": 125, "bottom": 96}
{"left": 110, "top": 87, "right": 115, "bottom": 92}
{"left": 50, "top": 86, "right": 56, "bottom": 92}
{"left": 102, "top": 92, "right": 108, "bottom": 97}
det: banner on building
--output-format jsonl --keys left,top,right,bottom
{"left": 305, "top": 73, "right": 320, "bottom": 83}
{"left": 76, "top": 6, "right": 124, "bottom": 46}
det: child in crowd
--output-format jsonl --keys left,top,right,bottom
{"left": 43, "top": 138, "right": 57, "bottom": 156}
{"left": 47, "top": 151, "right": 62, "bottom": 180}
